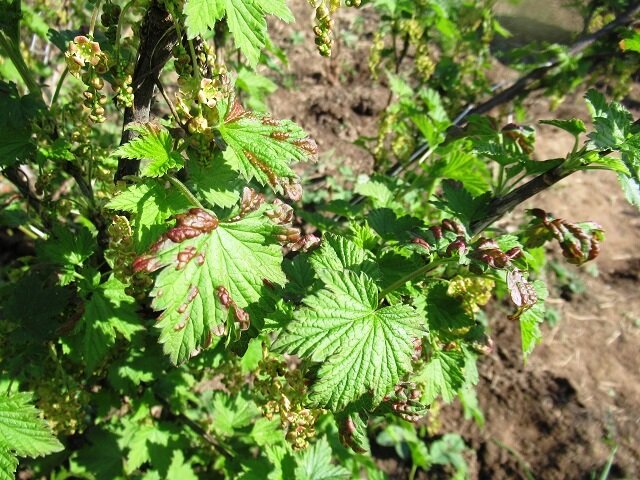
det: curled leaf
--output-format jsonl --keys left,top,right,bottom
{"left": 506, "top": 269, "right": 538, "bottom": 320}
{"left": 524, "top": 209, "right": 604, "bottom": 265}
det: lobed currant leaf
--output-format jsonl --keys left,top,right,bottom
{"left": 113, "top": 123, "right": 184, "bottom": 177}
{"left": 134, "top": 207, "right": 286, "bottom": 364}
{"left": 274, "top": 269, "right": 423, "bottom": 410}
{"left": 183, "top": 0, "right": 293, "bottom": 67}
{"left": 309, "top": 232, "right": 380, "bottom": 282}
{"left": 294, "top": 436, "right": 350, "bottom": 480}
{"left": 419, "top": 349, "right": 465, "bottom": 404}
{"left": 0, "top": 392, "right": 63, "bottom": 460}
{"left": 183, "top": 0, "right": 225, "bottom": 39}
{"left": 214, "top": 95, "right": 317, "bottom": 192}
{"left": 585, "top": 89, "right": 634, "bottom": 150}
{"left": 0, "top": 448, "right": 18, "bottom": 480}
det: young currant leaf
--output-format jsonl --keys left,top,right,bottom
{"left": 183, "top": 0, "right": 225, "bottom": 39}
{"left": 183, "top": 0, "right": 293, "bottom": 67}
{"left": 0, "top": 81, "right": 44, "bottom": 167}
{"left": 585, "top": 89, "right": 634, "bottom": 150}
{"left": 211, "top": 391, "right": 260, "bottom": 437}
{"left": 539, "top": 118, "right": 586, "bottom": 137}
{"left": 225, "top": 0, "right": 292, "bottom": 67}
{"left": 419, "top": 349, "right": 466, "bottom": 404}
{"left": 367, "top": 208, "right": 423, "bottom": 242}
{"left": 335, "top": 410, "right": 370, "bottom": 454}
{"left": 113, "top": 123, "right": 184, "bottom": 177}
{"left": 422, "top": 281, "right": 475, "bottom": 341}
{"left": 0, "top": 392, "right": 64, "bottom": 471}
{"left": 166, "top": 450, "right": 198, "bottom": 480}
{"left": 519, "top": 280, "right": 548, "bottom": 360}
{"left": 309, "top": 233, "right": 380, "bottom": 281}
{"left": 37, "top": 225, "right": 96, "bottom": 285}
{"left": 294, "top": 436, "right": 350, "bottom": 480}
{"left": 274, "top": 269, "right": 423, "bottom": 410}
{"left": 214, "top": 95, "right": 317, "bottom": 194}
{"left": 0, "top": 448, "right": 18, "bottom": 480}
{"left": 106, "top": 180, "right": 192, "bottom": 252}
{"left": 133, "top": 207, "right": 286, "bottom": 364}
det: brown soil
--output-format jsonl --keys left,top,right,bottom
{"left": 268, "top": 4, "right": 640, "bottom": 479}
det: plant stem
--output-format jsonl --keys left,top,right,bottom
{"left": 469, "top": 164, "right": 572, "bottom": 234}
{"left": 0, "top": 32, "right": 41, "bottom": 95}
{"left": 187, "top": 38, "right": 201, "bottom": 83}
{"left": 115, "top": 3, "right": 176, "bottom": 181}
{"left": 50, "top": 67, "right": 68, "bottom": 107}
{"left": 155, "top": 78, "right": 183, "bottom": 126}
{"left": 166, "top": 175, "right": 204, "bottom": 210}
{"left": 89, "top": 0, "right": 103, "bottom": 37}
{"left": 115, "top": 0, "right": 136, "bottom": 66}
{"left": 380, "top": 257, "right": 453, "bottom": 298}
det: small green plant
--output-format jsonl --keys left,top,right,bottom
{"left": 1, "top": 0, "right": 639, "bottom": 477}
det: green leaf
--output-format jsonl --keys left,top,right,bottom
{"left": 420, "top": 349, "right": 466, "bottom": 404}
{"left": 250, "top": 417, "right": 282, "bottom": 447}
{"left": 106, "top": 180, "right": 192, "bottom": 252}
{"left": 0, "top": 81, "right": 44, "bottom": 167}
{"left": 309, "top": 233, "right": 379, "bottom": 281}
{"left": 0, "top": 447, "right": 18, "bottom": 480}
{"left": 225, "top": 0, "right": 268, "bottom": 68}
{"left": 38, "top": 225, "right": 95, "bottom": 285}
{"left": 422, "top": 282, "right": 475, "bottom": 339}
{"left": 520, "top": 280, "right": 548, "bottom": 360}
{"left": 135, "top": 207, "right": 285, "bottom": 364}
{"left": 186, "top": 153, "right": 242, "bottom": 209}
{"left": 0, "top": 392, "right": 64, "bottom": 458}
{"left": 215, "top": 95, "right": 317, "bottom": 191}
{"left": 620, "top": 31, "right": 640, "bottom": 53}
{"left": 367, "top": 208, "right": 423, "bottom": 242}
{"left": 619, "top": 171, "right": 640, "bottom": 208}
{"left": 354, "top": 180, "right": 394, "bottom": 208}
{"left": 437, "top": 149, "right": 491, "bottom": 196}
{"left": 71, "top": 430, "right": 123, "bottom": 480}
{"left": 166, "top": 450, "right": 198, "bottom": 480}
{"left": 0, "top": 0, "right": 21, "bottom": 44}
{"left": 437, "top": 182, "right": 487, "bottom": 226}
{"left": 539, "top": 118, "right": 586, "bottom": 137}
{"left": 274, "top": 269, "right": 423, "bottom": 410}
{"left": 236, "top": 67, "right": 278, "bottom": 111}
{"left": 76, "top": 277, "right": 143, "bottom": 374}
{"left": 585, "top": 89, "right": 633, "bottom": 150}
{"left": 294, "top": 437, "right": 350, "bottom": 480}
{"left": 211, "top": 392, "right": 260, "bottom": 437}
{"left": 183, "top": 0, "right": 225, "bottom": 38}
{"left": 254, "top": 0, "right": 294, "bottom": 22}
{"left": 113, "top": 123, "right": 184, "bottom": 177}
{"left": 183, "top": 0, "right": 292, "bottom": 66}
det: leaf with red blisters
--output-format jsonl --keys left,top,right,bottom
{"left": 134, "top": 207, "right": 286, "bottom": 364}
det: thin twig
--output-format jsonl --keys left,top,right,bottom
{"left": 155, "top": 78, "right": 183, "bottom": 127}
